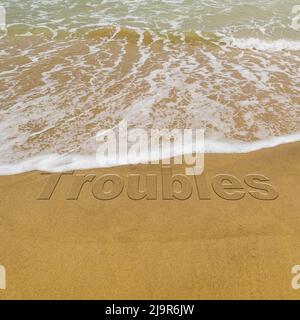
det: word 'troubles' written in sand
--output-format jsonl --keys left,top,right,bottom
{"left": 37, "top": 168, "right": 278, "bottom": 201}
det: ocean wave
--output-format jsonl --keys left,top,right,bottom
{"left": 223, "top": 37, "right": 300, "bottom": 52}
{"left": 2, "top": 24, "right": 222, "bottom": 46}
{"left": 1, "top": 2, "right": 299, "bottom": 175}
{"left": 3, "top": 24, "right": 300, "bottom": 53}
{"left": 0, "top": 133, "right": 299, "bottom": 176}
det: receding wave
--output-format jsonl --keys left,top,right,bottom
{"left": 0, "top": 0, "right": 299, "bottom": 174}
{"left": 2, "top": 24, "right": 300, "bottom": 52}
{"left": 0, "top": 133, "right": 299, "bottom": 175}
{"left": 224, "top": 37, "right": 300, "bottom": 52}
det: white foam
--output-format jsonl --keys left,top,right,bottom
{"left": 0, "top": 133, "right": 299, "bottom": 176}
{"left": 204, "top": 133, "right": 300, "bottom": 153}
{"left": 224, "top": 37, "right": 300, "bottom": 52}
{"left": 1, "top": 1, "right": 300, "bottom": 176}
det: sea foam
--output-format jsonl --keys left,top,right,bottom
{"left": 0, "top": 0, "right": 299, "bottom": 175}
{"left": 0, "top": 133, "right": 299, "bottom": 175}
{"left": 224, "top": 37, "right": 300, "bottom": 52}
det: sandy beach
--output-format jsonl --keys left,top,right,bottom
{"left": 0, "top": 141, "right": 299, "bottom": 300}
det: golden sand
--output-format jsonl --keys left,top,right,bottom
{"left": 0, "top": 142, "right": 300, "bottom": 299}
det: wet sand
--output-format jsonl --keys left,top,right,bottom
{"left": 0, "top": 142, "right": 300, "bottom": 299}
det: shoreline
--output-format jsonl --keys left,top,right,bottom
{"left": 1, "top": 134, "right": 300, "bottom": 176}
{"left": 0, "top": 141, "right": 299, "bottom": 299}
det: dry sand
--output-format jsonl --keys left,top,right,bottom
{"left": 0, "top": 142, "right": 300, "bottom": 299}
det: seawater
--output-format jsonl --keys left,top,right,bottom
{"left": 0, "top": 0, "right": 299, "bottom": 174}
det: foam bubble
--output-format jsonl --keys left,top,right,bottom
{"left": 224, "top": 37, "right": 300, "bottom": 52}
{"left": 0, "top": 133, "right": 299, "bottom": 175}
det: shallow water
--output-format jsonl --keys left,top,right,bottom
{"left": 0, "top": 0, "right": 299, "bottom": 174}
